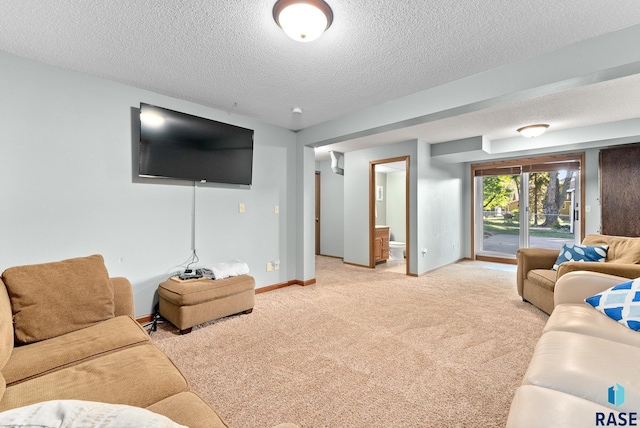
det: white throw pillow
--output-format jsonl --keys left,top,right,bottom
{"left": 0, "top": 400, "right": 186, "bottom": 428}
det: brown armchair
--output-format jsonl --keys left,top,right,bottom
{"left": 516, "top": 234, "right": 640, "bottom": 314}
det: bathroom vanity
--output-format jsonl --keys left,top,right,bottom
{"left": 374, "top": 226, "right": 390, "bottom": 263}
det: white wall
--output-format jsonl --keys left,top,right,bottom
{"left": 583, "top": 148, "right": 602, "bottom": 235}
{"left": 342, "top": 140, "right": 464, "bottom": 275}
{"left": 343, "top": 141, "right": 415, "bottom": 269}
{"left": 374, "top": 172, "right": 387, "bottom": 226}
{"left": 316, "top": 160, "right": 344, "bottom": 258}
{"left": 0, "top": 52, "right": 300, "bottom": 317}
{"left": 415, "top": 141, "right": 466, "bottom": 273}
{"left": 296, "top": 146, "right": 316, "bottom": 282}
{"left": 386, "top": 171, "right": 406, "bottom": 242}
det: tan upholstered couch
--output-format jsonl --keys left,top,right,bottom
{"left": 0, "top": 255, "right": 297, "bottom": 428}
{"left": 507, "top": 271, "right": 640, "bottom": 427}
{"left": 516, "top": 234, "right": 640, "bottom": 314}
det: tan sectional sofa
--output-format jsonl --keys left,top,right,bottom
{"left": 516, "top": 234, "right": 640, "bottom": 314}
{"left": 0, "top": 255, "right": 297, "bottom": 427}
{"left": 507, "top": 271, "right": 640, "bottom": 427}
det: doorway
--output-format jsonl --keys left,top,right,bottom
{"left": 370, "top": 156, "right": 409, "bottom": 274}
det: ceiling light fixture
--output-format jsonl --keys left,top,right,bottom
{"left": 273, "top": 0, "right": 333, "bottom": 42}
{"left": 517, "top": 124, "right": 549, "bottom": 138}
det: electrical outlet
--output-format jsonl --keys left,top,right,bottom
{"left": 266, "top": 262, "right": 272, "bottom": 272}
{"left": 274, "top": 205, "right": 279, "bottom": 214}
{"left": 238, "top": 203, "right": 245, "bottom": 213}
{"left": 274, "top": 260, "right": 280, "bottom": 270}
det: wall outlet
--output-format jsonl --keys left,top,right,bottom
{"left": 266, "top": 262, "right": 272, "bottom": 272}
{"left": 238, "top": 203, "right": 245, "bottom": 213}
{"left": 274, "top": 205, "right": 279, "bottom": 214}
{"left": 274, "top": 260, "right": 280, "bottom": 270}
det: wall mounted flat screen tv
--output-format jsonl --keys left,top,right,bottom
{"left": 139, "top": 103, "right": 254, "bottom": 185}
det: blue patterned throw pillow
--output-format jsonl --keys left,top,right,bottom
{"left": 585, "top": 278, "right": 640, "bottom": 331}
{"left": 552, "top": 243, "right": 608, "bottom": 270}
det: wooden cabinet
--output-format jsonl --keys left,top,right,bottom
{"left": 374, "top": 226, "right": 390, "bottom": 263}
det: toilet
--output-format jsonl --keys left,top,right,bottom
{"left": 389, "top": 241, "right": 405, "bottom": 260}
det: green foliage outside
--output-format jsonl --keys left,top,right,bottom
{"left": 483, "top": 216, "right": 572, "bottom": 238}
{"left": 482, "top": 171, "right": 576, "bottom": 238}
{"left": 482, "top": 176, "right": 516, "bottom": 209}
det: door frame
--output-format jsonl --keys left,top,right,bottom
{"left": 369, "top": 156, "right": 410, "bottom": 274}
{"left": 470, "top": 152, "right": 585, "bottom": 262}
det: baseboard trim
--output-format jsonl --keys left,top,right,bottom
{"left": 411, "top": 258, "right": 469, "bottom": 277}
{"left": 255, "top": 278, "right": 316, "bottom": 293}
{"left": 343, "top": 261, "right": 373, "bottom": 269}
{"left": 319, "top": 254, "right": 343, "bottom": 260}
{"left": 255, "top": 281, "right": 292, "bottom": 294}
{"left": 476, "top": 255, "right": 517, "bottom": 265}
{"left": 136, "top": 314, "right": 154, "bottom": 324}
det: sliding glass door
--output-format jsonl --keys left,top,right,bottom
{"left": 479, "top": 173, "right": 523, "bottom": 256}
{"left": 473, "top": 154, "right": 583, "bottom": 261}
{"left": 527, "top": 169, "right": 577, "bottom": 251}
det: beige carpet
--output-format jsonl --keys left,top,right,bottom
{"left": 151, "top": 257, "right": 548, "bottom": 428}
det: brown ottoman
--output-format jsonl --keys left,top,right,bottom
{"left": 158, "top": 275, "right": 255, "bottom": 334}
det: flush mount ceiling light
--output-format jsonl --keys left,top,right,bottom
{"left": 273, "top": 0, "right": 333, "bottom": 42}
{"left": 517, "top": 124, "right": 549, "bottom": 138}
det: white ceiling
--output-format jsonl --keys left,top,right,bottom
{"left": 1, "top": 1, "right": 640, "bottom": 160}
{"left": 314, "top": 73, "right": 640, "bottom": 159}
{"left": 376, "top": 161, "right": 406, "bottom": 174}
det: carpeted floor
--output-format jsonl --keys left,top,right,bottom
{"left": 151, "top": 257, "right": 548, "bottom": 428}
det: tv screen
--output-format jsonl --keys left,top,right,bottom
{"left": 139, "top": 103, "right": 254, "bottom": 185}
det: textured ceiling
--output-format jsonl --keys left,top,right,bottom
{"left": 1, "top": 1, "right": 640, "bottom": 155}
{"left": 315, "top": 73, "right": 640, "bottom": 157}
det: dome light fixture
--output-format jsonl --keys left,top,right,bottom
{"left": 517, "top": 124, "right": 549, "bottom": 138}
{"left": 273, "top": 0, "right": 333, "bottom": 42}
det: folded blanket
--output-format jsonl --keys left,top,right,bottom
{"left": 208, "top": 259, "right": 250, "bottom": 280}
